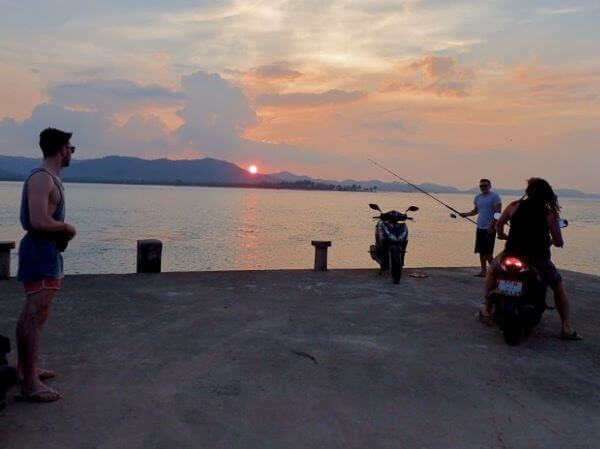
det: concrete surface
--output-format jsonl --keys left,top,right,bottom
{"left": 0, "top": 268, "right": 598, "bottom": 449}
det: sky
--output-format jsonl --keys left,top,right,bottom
{"left": 1, "top": 0, "right": 599, "bottom": 191}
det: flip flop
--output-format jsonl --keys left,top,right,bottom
{"left": 560, "top": 331, "right": 583, "bottom": 341}
{"left": 15, "top": 388, "right": 60, "bottom": 403}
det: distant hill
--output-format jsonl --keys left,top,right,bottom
{"left": 464, "top": 187, "right": 600, "bottom": 199}
{"left": 1, "top": 154, "right": 599, "bottom": 197}
{"left": 0, "top": 167, "right": 20, "bottom": 180}
{"left": 0, "top": 155, "right": 276, "bottom": 185}
{"left": 0, "top": 156, "right": 41, "bottom": 176}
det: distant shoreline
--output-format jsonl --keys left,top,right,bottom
{"left": 1, "top": 177, "right": 599, "bottom": 199}
{"left": 2, "top": 154, "right": 598, "bottom": 198}
{"left": 0, "top": 177, "right": 380, "bottom": 193}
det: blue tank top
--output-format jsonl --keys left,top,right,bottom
{"left": 20, "top": 168, "right": 65, "bottom": 231}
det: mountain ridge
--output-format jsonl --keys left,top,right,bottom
{"left": 1, "top": 154, "right": 598, "bottom": 198}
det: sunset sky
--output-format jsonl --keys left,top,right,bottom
{"left": 1, "top": 1, "right": 599, "bottom": 190}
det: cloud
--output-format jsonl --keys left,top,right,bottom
{"left": 537, "top": 6, "right": 584, "bottom": 15}
{"left": 360, "top": 120, "right": 404, "bottom": 130}
{"left": 248, "top": 64, "right": 302, "bottom": 81}
{"left": 175, "top": 71, "right": 260, "bottom": 153}
{"left": 508, "top": 64, "right": 600, "bottom": 105}
{"left": 49, "top": 79, "right": 182, "bottom": 113}
{"left": 410, "top": 56, "right": 456, "bottom": 79}
{"left": 380, "top": 56, "right": 474, "bottom": 97}
{"left": 256, "top": 89, "right": 365, "bottom": 107}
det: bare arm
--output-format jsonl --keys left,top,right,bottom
{"left": 548, "top": 213, "right": 564, "bottom": 248}
{"left": 489, "top": 201, "right": 502, "bottom": 231}
{"left": 460, "top": 204, "right": 478, "bottom": 218}
{"left": 27, "top": 173, "right": 73, "bottom": 235}
{"left": 495, "top": 201, "right": 517, "bottom": 239}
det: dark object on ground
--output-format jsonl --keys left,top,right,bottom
{"left": 0, "top": 335, "right": 18, "bottom": 409}
{"left": 0, "top": 334, "right": 11, "bottom": 365}
{"left": 291, "top": 350, "right": 319, "bottom": 365}
{"left": 137, "top": 239, "right": 163, "bottom": 273}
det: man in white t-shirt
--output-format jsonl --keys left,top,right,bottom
{"left": 460, "top": 179, "right": 502, "bottom": 276}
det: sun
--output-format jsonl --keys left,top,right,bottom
{"left": 248, "top": 165, "right": 258, "bottom": 174}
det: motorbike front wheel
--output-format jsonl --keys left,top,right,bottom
{"left": 390, "top": 246, "right": 403, "bottom": 284}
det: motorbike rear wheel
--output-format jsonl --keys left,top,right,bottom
{"left": 390, "top": 247, "right": 403, "bottom": 284}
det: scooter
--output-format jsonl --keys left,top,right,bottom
{"left": 490, "top": 213, "right": 569, "bottom": 345}
{"left": 368, "top": 204, "right": 419, "bottom": 283}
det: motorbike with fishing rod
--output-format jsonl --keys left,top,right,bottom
{"left": 365, "top": 159, "right": 476, "bottom": 283}
{"left": 366, "top": 159, "right": 477, "bottom": 284}
{"left": 368, "top": 159, "right": 573, "bottom": 345}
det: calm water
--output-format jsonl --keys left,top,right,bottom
{"left": 1, "top": 181, "right": 599, "bottom": 276}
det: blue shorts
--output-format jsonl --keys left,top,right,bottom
{"left": 17, "top": 232, "right": 64, "bottom": 284}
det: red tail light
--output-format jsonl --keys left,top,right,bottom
{"left": 501, "top": 256, "right": 525, "bottom": 271}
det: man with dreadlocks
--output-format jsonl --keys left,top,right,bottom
{"left": 481, "top": 178, "right": 581, "bottom": 340}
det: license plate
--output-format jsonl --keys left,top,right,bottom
{"left": 499, "top": 280, "right": 523, "bottom": 296}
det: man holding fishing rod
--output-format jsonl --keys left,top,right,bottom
{"left": 459, "top": 179, "right": 502, "bottom": 276}
{"left": 367, "top": 161, "right": 502, "bottom": 276}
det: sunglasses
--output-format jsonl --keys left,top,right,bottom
{"left": 479, "top": 184, "right": 490, "bottom": 188}
{"left": 66, "top": 145, "right": 76, "bottom": 154}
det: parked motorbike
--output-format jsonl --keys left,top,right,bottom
{"left": 490, "top": 213, "right": 569, "bottom": 345}
{"left": 368, "top": 203, "right": 419, "bottom": 283}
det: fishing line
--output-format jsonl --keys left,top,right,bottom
{"left": 368, "top": 158, "right": 478, "bottom": 225}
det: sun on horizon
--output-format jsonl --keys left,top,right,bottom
{"left": 248, "top": 165, "right": 258, "bottom": 174}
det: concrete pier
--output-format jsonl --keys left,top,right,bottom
{"left": 0, "top": 268, "right": 598, "bottom": 449}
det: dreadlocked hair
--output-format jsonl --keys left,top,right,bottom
{"left": 525, "top": 178, "right": 561, "bottom": 216}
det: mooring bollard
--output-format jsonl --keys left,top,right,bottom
{"left": 311, "top": 240, "right": 332, "bottom": 271}
{"left": 137, "top": 239, "right": 163, "bottom": 273}
{"left": 0, "top": 241, "right": 16, "bottom": 280}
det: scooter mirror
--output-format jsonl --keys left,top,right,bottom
{"left": 407, "top": 206, "right": 419, "bottom": 212}
{"left": 559, "top": 219, "right": 569, "bottom": 228}
{"left": 493, "top": 212, "right": 501, "bottom": 220}
{"left": 369, "top": 203, "right": 381, "bottom": 211}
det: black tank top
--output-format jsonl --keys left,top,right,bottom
{"left": 505, "top": 200, "right": 551, "bottom": 261}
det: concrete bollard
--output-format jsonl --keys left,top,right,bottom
{"left": 137, "top": 239, "right": 163, "bottom": 273}
{"left": 0, "top": 241, "right": 16, "bottom": 280}
{"left": 311, "top": 240, "right": 332, "bottom": 271}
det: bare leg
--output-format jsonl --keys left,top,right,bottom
{"left": 16, "top": 289, "right": 60, "bottom": 401}
{"left": 479, "top": 266, "right": 497, "bottom": 317}
{"left": 551, "top": 282, "right": 575, "bottom": 335}
{"left": 475, "top": 254, "right": 487, "bottom": 276}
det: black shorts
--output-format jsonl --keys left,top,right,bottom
{"left": 475, "top": 228, "right": 496, "bottom": 255}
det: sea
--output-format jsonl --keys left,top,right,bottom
{"left": 1, "top": 181, "right": 599, "bottom": 276}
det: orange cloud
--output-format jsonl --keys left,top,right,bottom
{"left": 255, "top": 89, "right": 365, "bottom": 108}
{"left": 380, "top": 56, "right": 474, "bottom": 97}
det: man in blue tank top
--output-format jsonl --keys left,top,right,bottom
{"left": 460, "top": 179, "right": 502, "bottom": 276}
{"left": 15, "top": 128, "right": 77, "bottom": 402}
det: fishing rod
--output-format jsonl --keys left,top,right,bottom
{"left": 368, "top": 158, "right": 477, "bottom": 225}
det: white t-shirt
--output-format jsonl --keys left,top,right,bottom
{"left": 475, "top": 192, "right": 502, "bottom": 229}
